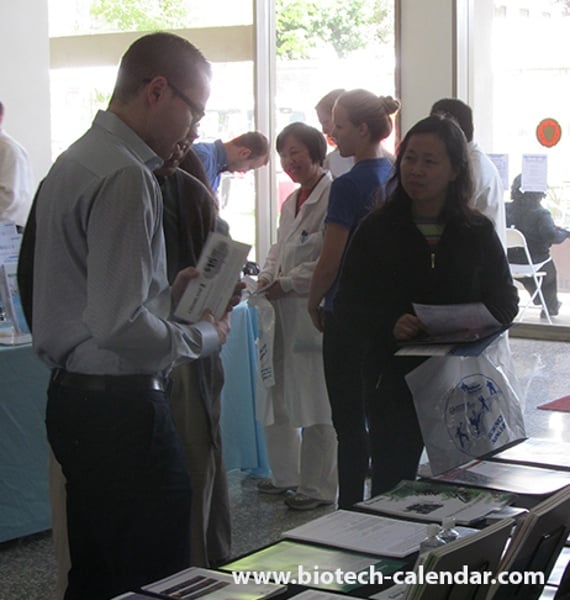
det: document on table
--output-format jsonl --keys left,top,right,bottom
{"left": 283, "top": 510, "right": 427, "bottom": 558}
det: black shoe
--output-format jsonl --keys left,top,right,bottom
{"left": 541, "top": 301, "right": 561, "bottom": 319}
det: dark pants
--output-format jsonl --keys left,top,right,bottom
{"left": 519, "top": 259, "right": 561, "bottom": 314}
{"left": 366, "top": 357, "right": 425, "bottom": 496}
{"left": 46, "top": 379, "right": 192, "bottom": 600}
{"left": 323, "top": 311, "right": 369, "bottom": 509}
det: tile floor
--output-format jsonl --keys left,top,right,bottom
{"left": 1, "top": 336, "right": 569, "bottom": 599}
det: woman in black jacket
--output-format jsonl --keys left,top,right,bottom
{"left": 334, "top": 114, "right": 519, "bottom": 495}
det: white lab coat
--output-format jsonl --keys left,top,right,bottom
{"left": 0, "top": 129, "right": 33, "bottom": 227}
{"left": 469, "top": 141, "right": 507, "bottom": 248}
{"left": 258, "top": 173, "right": 332, "bottom": 427}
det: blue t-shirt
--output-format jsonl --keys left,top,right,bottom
{"left": 192, "top": 139, "right": 227, "bottom": 193}
{"left": 324, "top": 157, "right": 392, "bottom": 310}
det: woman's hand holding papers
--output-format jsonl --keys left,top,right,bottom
{"left": 393, "top": 313, "right": 427, "bottom": 341}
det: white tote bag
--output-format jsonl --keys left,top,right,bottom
{"left": 406, "top": 336, "right": 526, "bottom": 475}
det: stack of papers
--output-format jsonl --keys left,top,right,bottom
{"left": 283, "top": 510, "right": 431, "bottom": 558}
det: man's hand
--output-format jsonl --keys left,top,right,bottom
{"left": 172, "top": 266, "right": 199, "bottom": 307}
{"left": 201, "top": 309, "right": 231, "bottom": 345}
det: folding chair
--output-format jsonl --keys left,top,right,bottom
{"left": 506, "top": 227, "right": 552, "bottom": 324}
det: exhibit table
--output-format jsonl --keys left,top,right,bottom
{"left": 0, "top": 343, "right": 51, "bottom": 542}
{"left": 0, "top": 303, "right": 269, "bottom": 542}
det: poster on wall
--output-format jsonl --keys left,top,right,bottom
{"left": 521, "top": 154, "right": 548, "bottom": 193}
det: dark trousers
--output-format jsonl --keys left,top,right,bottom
{"left": 519, "top": 259, "right": 560, "bottom": 313}
{"left": 366, "top": 357, "right": 425, "bottom": 496}
{"left": 46, "top": 380, "right": 192, "bottom": 600}
{"left": 323, "top": 311, "right": 369, "bottom": 509}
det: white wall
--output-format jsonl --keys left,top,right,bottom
{"left": 0, "top": 1, "right": 52, "bottom": 188}
{"left": 397, "top": 0, "right": 455, "bottom": 135}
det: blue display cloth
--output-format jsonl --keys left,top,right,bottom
{"left": 220, "top": 301, "right": 270, "bottom": 476}
{"left": 0, "top": 343, "right": 51, "bottom": 542}
{"left": 0, "top": 303, "right": 269, "bottom": 543}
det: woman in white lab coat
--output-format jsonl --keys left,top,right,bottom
{"left": 256, "top": 122, "right": 337, "bottom": 510}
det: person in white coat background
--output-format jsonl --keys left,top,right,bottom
{"left": 256, "top": 122, "right": 337, "bottom": 511}
{"left": 0, "top": 101, "right": 33, "bottom": 229}
{"left": 431, "top": 98, "right": 507, "bottom": 247}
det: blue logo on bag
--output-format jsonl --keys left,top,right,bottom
{"left": 444, "top": 373, "right": 506, "bottom": 456}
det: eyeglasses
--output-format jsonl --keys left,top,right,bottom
{"left": 143, "top": 78, "right": 205, "bottom": 127}
{"left": 167, "top": 80, "right": 205, "bottom": 126}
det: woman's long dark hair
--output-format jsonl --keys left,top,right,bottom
{"left": 383, "top": 114, "right": 475, "bottom": 223}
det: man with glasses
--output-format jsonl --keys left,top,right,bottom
{"left": 23, "top": 32, "right": 232, "bottom": 600}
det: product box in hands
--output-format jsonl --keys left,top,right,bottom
{"left": 174, "top": 232, "right": 251, "bottom": 323}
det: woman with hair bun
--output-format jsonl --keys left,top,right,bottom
{"left": 308, "top": 89, "right": 400, "bottom": 509}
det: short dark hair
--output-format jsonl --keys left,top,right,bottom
{"left": 386, "top": 114, "right": 474, "bottom": 223}
{"left": 276, "top": 122, "right": 327, "bottom": 166}
{"left": 230, "top": 131, "right": 269, "bottom": 160}
{"left": 430, "top": 98, "right": 474, "bottom": 142}
{"left": 111, "top": 32, "right": 211, "bottom": 104}
{"left": 0, "top": 102, "right": 4, "bottom": 118}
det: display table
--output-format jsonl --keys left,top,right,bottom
{"left": 0, "top": 343, "right": 51, "bottom": 542}
{"left": 0, "top": 304, "right": 269, "bottom": 543}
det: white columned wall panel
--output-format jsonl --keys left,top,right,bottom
{"left": 396, "top": 0, "right": 455, "bottom": 136}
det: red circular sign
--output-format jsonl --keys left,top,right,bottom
{"left": 536, "top": 118, "right": 562, "bottom": 147}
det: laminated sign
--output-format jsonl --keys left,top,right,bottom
{"left": 406, "top": 339, "right": 526, "bottom": 475}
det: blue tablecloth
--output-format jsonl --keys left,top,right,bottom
{"left": 0, "top": 304, "right": 269, "bottom": 543}
{"left": 220, "top": 302, "right": 269, "bottom": 477}
{"left": 0, "top": 343, "right": 51, "bottom": 542}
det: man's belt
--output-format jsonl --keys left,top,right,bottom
{"left": 50, "top": 369, "right": 167, "bottom": 393}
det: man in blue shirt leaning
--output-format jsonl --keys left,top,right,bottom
{"left": 193, "top": 131, "right": 269, "bottom": 194}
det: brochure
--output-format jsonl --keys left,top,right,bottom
{"left": 174, "top": 232, "right": 250, "bottom": 322}
{"left": 487, "top": 437, "right": 570, "bottom": 471}
{"left": 420, "top": 460, "right": 570, "bottom": 496}
{"left": 0, "top": 258, "right": 31, "bottom": 337}
{"left": 357, "top": 480, "right": 513, "bottom": 525}
{"left": 142, "top": 566, "right": 286, "bottom": 600}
